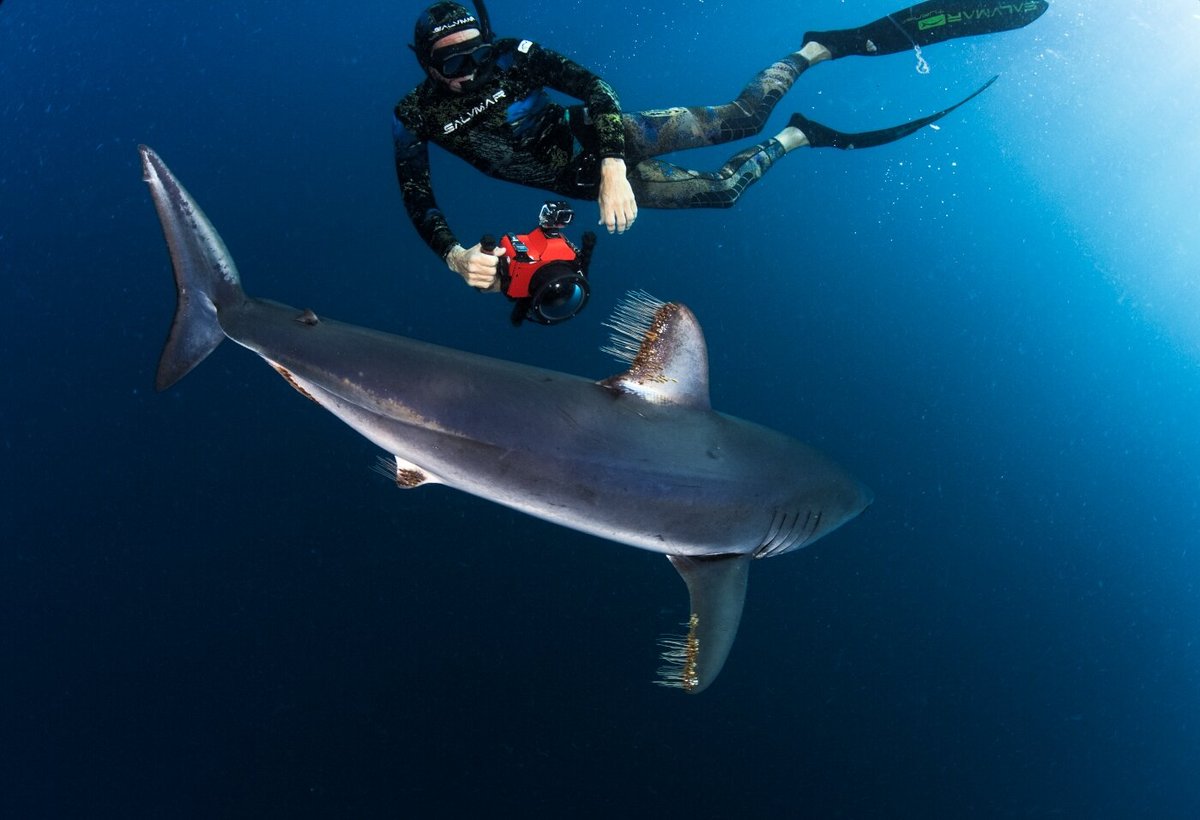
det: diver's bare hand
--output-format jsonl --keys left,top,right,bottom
{"left": 446, "top": 243, "right": 504, "bottom": 291}
{"left": 598, "top": 157, "right": 637, "bottom": 234}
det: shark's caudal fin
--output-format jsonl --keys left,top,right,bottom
{"left": 140, "top": 145, "right": 246, "bottom": 391}
{"left": 658, "top": 555, "right": 751, "bottom": 694}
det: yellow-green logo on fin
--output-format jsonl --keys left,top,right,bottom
{"left": 918, "top": 14, "right": 947, "bottom": 31}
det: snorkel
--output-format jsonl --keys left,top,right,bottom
{"left": 474, "top": 0, "right": 493, "bottom": 43}
{"left": 455, "top": 0, "right": 495, "bottom": 90}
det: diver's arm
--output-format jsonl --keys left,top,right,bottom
{"left": 526, "top": 44, "right": 636, "bottom": 232}
{"left": 528, "top": 44, "right": 625, "bottom": 159}
{"left": 393, "top": 113, "right": 502, "bottom": 289}
{"left": 393, "top": 115, "right": 456, "bottom": 259}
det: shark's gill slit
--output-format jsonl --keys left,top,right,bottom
{"left": 757, "top": 510, "right": 802, "bottom": 557}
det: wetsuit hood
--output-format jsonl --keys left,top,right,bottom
{"left": 413, "top": 2, "right": 484, "bottom": 71}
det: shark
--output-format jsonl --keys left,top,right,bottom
{"left": 140, "top": 144, "right": 872, "bottom": 694}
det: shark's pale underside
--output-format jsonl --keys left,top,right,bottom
{"left": 140, "top": 145, "right": 872, "bottom": 693}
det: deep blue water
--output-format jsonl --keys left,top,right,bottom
{"left": 3, "top": 1, "right": 1199, "bottom": 816}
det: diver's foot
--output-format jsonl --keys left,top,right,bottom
{"left": 798, "top": 41, "right": 831, "bottom": 65}
{"left": 774, "top": 122, "right": 810, "bottom": 152}
{"left": 785, "top": 113, "right": 842, "bottom": 150}
{"left": 801, "top": 28, "right": 855, "bottom": 61}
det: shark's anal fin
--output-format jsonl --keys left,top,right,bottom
{"left": 600, "top": 291, "right": 710, "bottom": 408}
{"left": 657, "top": 554, "right": 750, "bottom": 694}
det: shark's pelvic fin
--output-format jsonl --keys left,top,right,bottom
{"left": 373, "top": 455, "right": 444, "bottom": 489}
{"left": 657, "top": 554, "right": 750, "bottom": 694}
{"left": 600, "top": 291, "right": 711, "bottom": 408}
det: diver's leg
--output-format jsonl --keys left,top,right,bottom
{"left": 622, "top": 43, "right": 830, "bottom": 161}
{"left": 629, "top": 139, "right": 789, "bottom": 210}
{"left": 803, "top": 0, "right": 1048, "bottom": 59}
{"left": 627, "top": 71, "right": 1000, "bottom": 209}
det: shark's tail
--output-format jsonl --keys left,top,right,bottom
{"left": 140, "top": 145, "right": 246, "bottom": 391}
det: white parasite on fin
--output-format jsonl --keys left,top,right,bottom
{"left": 601, "top": 290, "right": 668, "bottom": 365}
{"left": 654, "top": 612, "right": 700, "bottom": 692}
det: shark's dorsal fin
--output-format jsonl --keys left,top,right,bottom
{"left": 657, "top": 554, "right": 750, "bottom": 694}
{"left": 599, "top": 291, "right": 711, "bottom": 409}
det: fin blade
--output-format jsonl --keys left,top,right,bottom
{"left": 657, "top": 554, "right": 750, "bottom": 694}
{"left": 791, "top": 75, "right": 997, "bottom": 151}
{"left": 889, "top": 0, "right": 1049, "bottom": 49}
{"left": 806, "top": 0, "right": 1049, "bottom": 59}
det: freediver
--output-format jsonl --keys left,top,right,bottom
{"left": 393, "top": 0, "right": 1049, "bottom": 291}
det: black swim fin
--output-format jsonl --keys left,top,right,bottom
{"left": 804, "top": 1, "right": 1049, "bottom": 60}
{"left": 788, "top": 74, "right": 997, "bottom": 150}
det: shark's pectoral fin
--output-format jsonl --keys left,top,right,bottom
{"left": 374, "top": 455, "right": 444, "bottom": 489}
{"left": 657, "top": 553, "right": 750, "bottom": 694}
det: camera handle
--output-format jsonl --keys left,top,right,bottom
{"left": 479, "top": 234, "right": 512, "bottom": 292}
{"left": 578, "top": 230, "right": 597, "bottom": 278}
{"left": 480, "top": 234, "right": 529, "bottom": 327}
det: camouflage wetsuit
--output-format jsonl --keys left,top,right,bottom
{"left": 393, "top": 37, "right": 810, "bottom": 260}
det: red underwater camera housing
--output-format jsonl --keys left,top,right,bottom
{"left": 482, "top": 201, "right": 596, "bottom": 326}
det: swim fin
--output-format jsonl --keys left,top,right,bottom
{"left": 804, "top": 1, "right": 1049, "bottom": 60}
{"left": 788, "top": 74, "right": 997, "bottom": 150}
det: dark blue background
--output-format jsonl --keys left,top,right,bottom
{"left": 3, "top": 1, "right": 1198, "bottom": 816}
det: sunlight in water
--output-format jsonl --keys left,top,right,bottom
{"left": 1012, "top": 1, "right": 1200, "bottom": 356}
